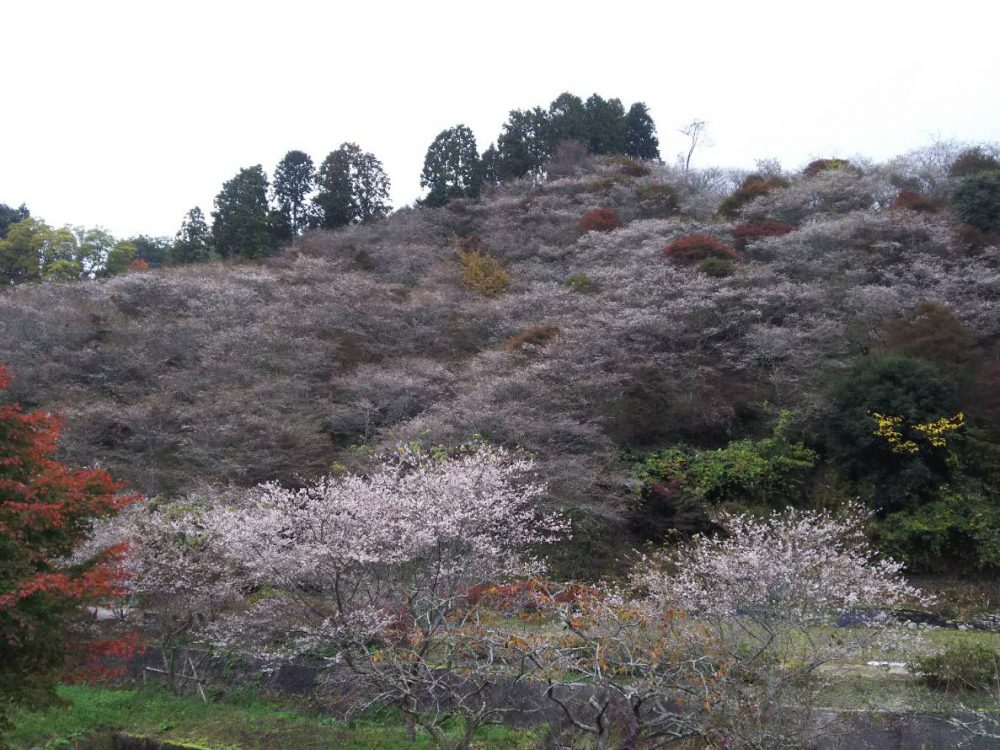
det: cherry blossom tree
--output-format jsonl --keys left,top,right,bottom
{"left": 78, "top": 493, "right": 234, "bottom": 695}
{"left": 633, "top": 504, "right": 925, "bottom": 621}
{"left": 628, "top": 504, "right": 927, "bottom": 748}
{"left": 118, "top": 443, "right": 567, "bottom": 748}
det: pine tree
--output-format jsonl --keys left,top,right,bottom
{"left": 480, "top": 143, "right": 501, "bottom": 187}
{"left": 171, "top": 207, "right": 213, "bottom": 264}
{"left": 547, "top": 92, "right": 589, "bottom": 150}
{"left": 625, "top": 102, "right": 660, "bottom": 160}
{"left": 495, "top": 107, "right": 550, "bottom": 181}
{"left": 313, "top": 144, "right": 391, "bottom": 229}
{"left": 211, "top": 166, "right": 279, "bottom": 259}
{"left": 584, "top": 94, "right": 628, "bottom": 155}
{"left": 420, "top": 125, "right": 481, "bottom": 207}
{"left": 273, "top": 150, "right": 315, "bottom": 235}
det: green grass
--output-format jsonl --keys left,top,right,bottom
{"left": 1, "top": 685, "right": 539, "bottom": 750}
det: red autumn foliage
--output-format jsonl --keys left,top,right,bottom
{"left": 578, "top": 208, "right": 623, "bottom": 233}
{"left": 0, "top": 363, "right": 139, "bottom": 693}
{"left": 730, "top": 221, "right": 796, "bottom": 250}
{"left": 663, "top": 234, "right": 739, "bottom": 265}
{"left": 128, "top": 259, "right": 150, "bottom": 272}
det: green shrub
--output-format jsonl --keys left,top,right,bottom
{"left": 565, "top": 272, "right": 596, "bottom": 293}
{"left": 698, "top": 257, "right": 735, "bottom": 277}
{"left": 457, "top": 249, "right": 510, "bottom": 297}
{"left": 953, "top": 171, "right": 1000, "bottom": 233}
{"left": 632, "top": 412, "right": 817, "bottom": 538}
{"left": 910, "top": 643, "right": 1000, "bottom": 692}
{"left": 875, "top": 486, "right": 1000, "bottom": 571}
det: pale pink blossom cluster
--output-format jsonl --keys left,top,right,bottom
{"left": 633, "top": 504, "right": 927, "bottom": 622}
{"left": 191, "top": 443, "right": 567, "bottom": 657}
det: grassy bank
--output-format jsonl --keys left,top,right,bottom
{"left": 1, "top": 685, "right": 538, "bottom": 750}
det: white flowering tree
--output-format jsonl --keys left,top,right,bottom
{"left": 77, "top": 493, "right": 235, "bottom": 695}
{"left": 628, "top": 504, "right": 927, "bottom": 748}
{"left": 156, "top": 442, "right": 567, "bottom": 749}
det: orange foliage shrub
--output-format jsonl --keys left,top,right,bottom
{"left": 505, "top": 324, "right": 560, "bottom": 351}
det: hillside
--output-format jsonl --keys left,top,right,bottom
{"left": 2, "top": 149, "right": 999, "bottom": 574}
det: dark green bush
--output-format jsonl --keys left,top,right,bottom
{"left": 910, "top": 643, "right": 1000, "bottom": 692}
{"left": 953, "top": 171, "right": 1000, "bottom": 233}
{"left": 698, "top": 257, "right": 735, "bottom": 277}
{"left": 827, "top": 354, "right": 959, "bottom": 511}
{"left": 875, "top": 486, "right": 1000, "bottom": 571}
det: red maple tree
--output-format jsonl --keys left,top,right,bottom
{"left": 0, "top": 363, "right": 138, "bottom": 712}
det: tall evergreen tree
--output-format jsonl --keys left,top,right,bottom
{"left": 625, "top": 102, "right": 660, "bottom": 160}
{"left": 420, "top": 125, "right": 481, "bottom": 207}
{"left": 547, "top": 93, "right": 589, "bottom": 149}
{"left": 584, "top": 94, "right": 628, "bottom": 155}
{"left": 211, "top": 166, "right": 278, "bottom": 260}
{"left": 353, "top": 150, "right": 392, "bottom": 223}
{"left": 480, "top": 143, "right": 501, "bottom": 187}
{"left": 313, "top": 143, "right": 391, "bottom": 230}
{"left": 172, "top": 207, "right": 213, "bottom": 264}
{"left": 495, "top": 107, "right": 550, "bottom": 181}
{"left": 273, "top": 150, "right": 315, "bottom": 235}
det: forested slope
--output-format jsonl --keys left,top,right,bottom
{"left": 2, "top": 149, "right": 998, "bottom": 573}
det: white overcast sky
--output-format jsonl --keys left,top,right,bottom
{"left": 2, "top": 0, "right": 999, "bottom": 239}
